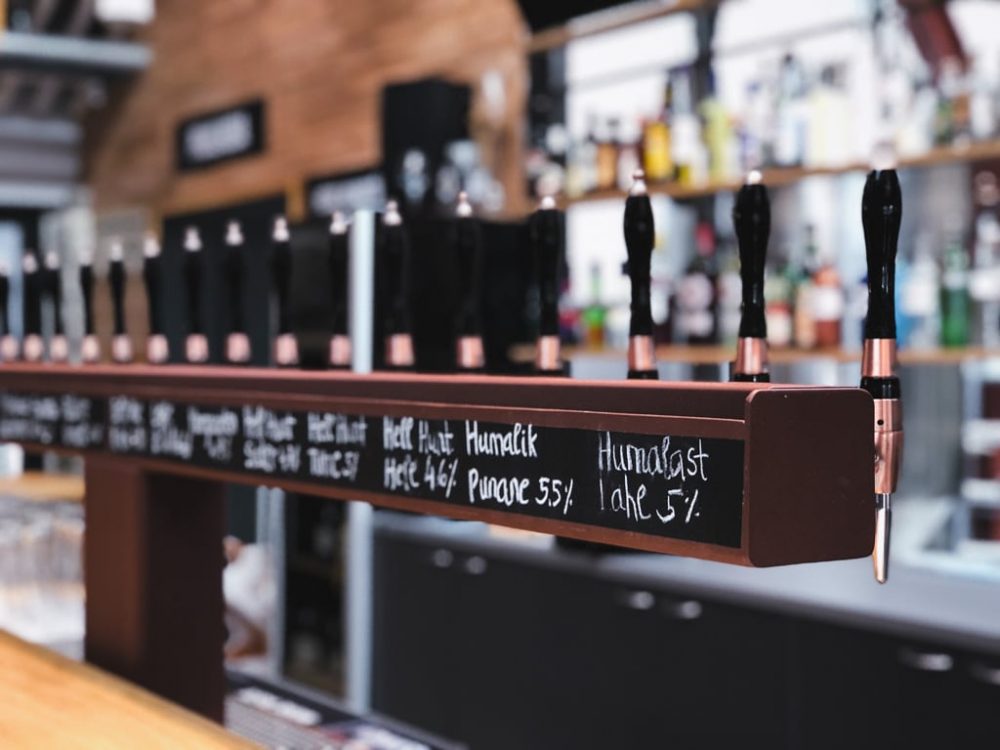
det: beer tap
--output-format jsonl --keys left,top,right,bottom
{"left": 183, "top": 226, "right": 209, "bottom": 363}
{"left": 861, "top": 168, "right": 904, "bottom": 584}
{"left": 44, "top": 251, "right": 68, "bottom": 363}
{"left": 382, "top": 200, "right": 415, "bottom": 369}
{"left": 224, "top": 220, "right": 251, "bottom": 364}
{"left": 624, "top": 170, "right": 658, "bottom": 380}
{"left": 79, "top": 250, "right": 100, "bottom": 364}
{"left": 143, "top": 232, "right": 169, "bottom": 364}
{"left": 731, "top": 171, "right": 770, "bottom": 382}
{"left": 109, "top": 239, "right": 133, "bottom": 364}
{"left": 22, "top": 253, "right": 42, "bottom": 362}
{"left": 271, "top": 216, "right": 298, "bottom": 367}
{"left": 329, "top": 211, "right": 351, "bottom": 369}
{"left": 530, "top": 195, "right": 566, "bottom": 375}
{"left": 454, "top": 191, "right": 485, "bottom": 371}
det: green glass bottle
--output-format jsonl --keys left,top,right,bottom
{"left": 581, "top": 262, "right": 607, "bottom": 348}
{"left": 940, "top": 236, "right": 971, "bottom": 347}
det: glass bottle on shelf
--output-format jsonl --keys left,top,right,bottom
{"left": 581, "top": 262, "right": 607, "bottom": 348}
{"left": 676, "top": 219, "right": 719, "bottom": 345}
{"left": 900, "top": 231, "right": 941, "bottom": 349}
{"left": 596, "top": 118, "right": 619, "bottom": 192}
{"left": 940, "top": 232, "right": 971, "bottom": 347}
{"left": 764, "top": 259, "right": 794, "bottom": 348}
{"left": 775, "top": 52, "right": 807, "bottom": 168}
{"left": 970, "top": 173, "right": 1000, "bottom": 347}
{"left": 792, "top": 230, "right": 817, "bottom": 349}
{"left": 809, "top": 228, "right": 844, "bottom": 349}
{"left": 717, "top": 241, "right": 742, "bottom": 347}
{"left": 670, "top": 68, "right": 701, "bottom": 186}
{"left": 616, "top": 121, "right": 641, "bottom": 192}
{"left": 642, "top": 78, "right": 673, "bottom": 184}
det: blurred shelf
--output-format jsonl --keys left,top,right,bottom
{"left": 0, "top": 471, "right": 84, "bottom": 503}
{"left": 527, "top": 0, "right": 719, "bottom": 54}
{"left": 559, "top": 139, "right": 1000, "bottom": 207}
{"left": 0, "top": 32, "right": 150, "bottom": 76}
{"left": 511, "top": 343, "right": 1000, "bottom": 367}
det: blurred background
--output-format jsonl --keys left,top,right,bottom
{"left": 0, "top": 0, "right": 999, "bottom": 748}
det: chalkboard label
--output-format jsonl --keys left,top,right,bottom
{"left": 1, "top": 391, "right": 745, "bottom": 548}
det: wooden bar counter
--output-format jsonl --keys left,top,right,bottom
{"left": 0, "top": 630, "right": 254, "bottom": 749}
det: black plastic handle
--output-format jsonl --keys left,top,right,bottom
{"left": 530, "top": 198, "right": 562, "bottom": 338}
{"left": 382, "top": 207, "right": 412, "bottom": 337}
{"left": 79, "top": 261, "right": 95, "bottom": 336}
{"left": 184, "top": 237, "right": 203, "bottom": 336}
{"left": 226, "top": 226, "right": 245, "bottom": 335}
{"left": 110, "top": 258, "right": 126, "bottom": 336}
{"left": 454, "top": 197, "right": 484, "bottom": 338}
{"left": 733, "top": 182, "right": 770, "bottom": 339}
{"left": 143, "top": 252, "right": 163, "bottom": 335}
{"left": 623, "top": 178, "right": 655, "bottom": 337}
{"left": 329, "top": 217, "right": 349, "bottom": 336}
{"left": 0, "top": 271, "right": 8, "bottom": 337}
{"left": 46, "top": 259, "right": 64, "bottom": 336}
{"left": 23, "top": 256, "right": 40, "bottom": 336}
{"left": 271, "top": 220, "right": 293, "bottom": 335}
{"left": 862, "top": 169, "right": 901, "bottom": 341}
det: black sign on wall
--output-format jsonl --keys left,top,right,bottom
{"left": 176, "top": 99, "right": 266, "bottom": 171}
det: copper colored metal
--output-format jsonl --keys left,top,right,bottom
{"left": 456, "top": 335, "right": 485, "bottom": 370}
{"left": 185, "top": 334, "right": 209, "bottom": 364}
{"left": 226, "top": 333, "right": 251, "bottom": 364}
{"left": 734, "top": 337, "right": 769, "bottom": 376}
{"left": 329, "top": 334, "right": 352, "bottom": 367}
{"left": 112, "top": 334, "right": 133, "bottom": 364}
{"left": 386, "top": 333, "right": 415, "bottom": 367}
{"left": 274, "top": 333, "right": 298, "bottom": 367}
{"left": 628, "top": 335, "right": 656, "bottom": 373}
{"left": 0, "top": 335, "right": 18, "bottom": 361}
{"left": 862, "top": 338, "right": 897, "bottom": 378}
{"left": 534, "top": 334, "right": 562, "bottom": 372}
{"left": 49, "top": 335, "right": 69, "bottom": 363}
{"left": 81, "top": 334, "right": 100, "bottom": 364}
{"left": 147, "top": 334, "right": 169, "bottom": 365}
{"left": 873, "top": 398, "right": 902, "bottom": 494}
{"left": 22, "top": 334, "right": 43, "bottom": 363}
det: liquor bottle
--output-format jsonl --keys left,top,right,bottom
{"left": 623, "top": 169, "right": 657, "bottom": 379}
{"left": 775, "top": 53, "right": 806, "bottom": 168}
{"left": 530, "top": 195, "right": 566, "bottom": 374}
{"left": 453, "top": 192, "right": 485, "bottom": 371}
{"left": 861, "top": 168, "right": 904, "bottom": 583}
{"left": 731, "top": 173, "right": 770, "bottom": 382}
{"left": 143, "top": 233, "right": 168, "bottom": 364}
{"left": 969, "top": 174, "right": 1000, "bottom": 347}
{"left": 676, "top": 218, "right": 718, "bottom": 345}
{"left": 616, "top": 124, "right": 641, "bottom": 193}
{"left": 21, "top": 253, "right": 42, "bottom": 362}
{"left": 271, "top": 216, "right": 298, "bottom": 367}
{"left": 641, "top": 82, "right": 672, "bottom": 183}
{"left": 0, "top": 264, "right": 14, "bottom": 360}
{"left": 183, "top": 227, "right": 209, "bottom": 363}
{"left": 811, "top": 242, "right": 844, "bottom": 350}
{"left": 109, "top": 239, "right": 133, "bottom": 364}
{"left": 79, "top": 250, "right": 100, "bottom": 364}
{"left": 764, "top": 258, "right": 793, "bottom": 349}
{"left": 670, "top": 68, "right": 703, "bottom": 185}
{"left": 580, "top": 262, "right": 606, "bottom": 348}
{"left": 382, "top": 200, "right": 415, "bottom": 369}
{"left": 328, "top": 212, "right": 351, "bottom": 369}
{"left": 899, "top": 232, "right": 940, "bottom": 349}
{"left": 44, "top": 252, "right": 68, "bottom": 363}
{"left": 224, "top": 221, "right": 251, "bottom": 364}
{"left": 595, "top": 118, "right": 618, "bottom": 192}
{"left": 940, "top": 232, "right": 971, "bottom": 347}
{"left": 716, "top": 243, "right": 742, "bottom": 347}
{"left": 701, "top": 69, "right": 735, "bottom": 181}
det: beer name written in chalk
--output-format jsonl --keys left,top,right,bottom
{"left": 306, "top": 412, "right": 367, "bottom": 482}
{"left": 382, "top": 417, "right": 461, "bottom": 498}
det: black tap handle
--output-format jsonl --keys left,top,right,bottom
{"left": 143, "top": 254, "right": 163, "bottom": 335}
{"left": 862, "top": 169, "right": 901, "bottom": 341}
{"left": 23, "top": 258, "right": 40, "bottom": 337}
{"left": 454, "top": 195, "right": 484, "bottom": 337}
{"left": 45, "top": 259, "right": 64, "bottom": 336}
{"left": 184, "top": 244, "right": 203, "bottom": 336}
{"left": 382, "top": 204, "right": 412, "bottom": 336}
{"left": 80, "top": 262, "right": 95, "bottom": 336}
{"left": 110, "top": 259, "right": 126, "bottom": 336}
{"left": 226, "top": 229, "right": 245, "bottom": 335}
{"left": 0, "top": 272, "right": 8, "bottom": 337}
{"left": 624, "top": 174, "right": 655, "bottom": 337}
{"left": 530, "top": 197, "right": 562, "bottom": 337}
{"left": 329, "top": 216, "right": 349, "bottom": 336}
{"left": 271, "top": 220, "right": 293, "bottom": 335}
{"left": 733, "top": 182, "right": 770, "bottom": 339}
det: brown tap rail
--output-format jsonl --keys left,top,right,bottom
{"left": 0, "top": 363, "right": 874, "bottom": 719}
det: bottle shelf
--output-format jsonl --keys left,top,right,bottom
{"left": 558, "top": 139, "right": 1000, "bottom": 207}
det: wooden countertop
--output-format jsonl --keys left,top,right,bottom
{"left": 0, "top": 630, "right": 256, "bottom": 749}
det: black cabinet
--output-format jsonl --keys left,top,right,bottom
{"left": 373, "top": 534, "right": 791, "bottom": 749}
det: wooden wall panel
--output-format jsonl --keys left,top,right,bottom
{"left": 84, "top": 0, "right": 529, "bottom": 221}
